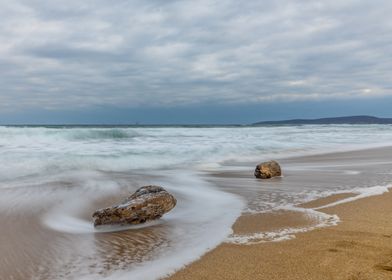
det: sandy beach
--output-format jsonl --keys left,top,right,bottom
{"left": 2, "top": 128, "right": 392, "bottom": 280}
{"left": 169, "top": 192, "right": 392, "bottom": 280}
{"left": 3, "top": 0, "right": 392, "bottom": 277}
{"left": 169, "top": 148, "right": 392, "bottom": 280}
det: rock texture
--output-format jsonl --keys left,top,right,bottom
{"left": 254, "top": 160, "right": 282, "bottom": 179}
{"left": 93, "top": 185, "right": 177, "bottom": 227}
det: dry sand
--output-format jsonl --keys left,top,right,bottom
{"left": 169, "top": 152, "right": 392, "bottom": 280}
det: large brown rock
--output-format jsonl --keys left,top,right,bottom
{"left": 254, "top": 160, "right": 282, "bottom": 179}
{"left": 93, "top": 185, "right": 177, "bottom": 227}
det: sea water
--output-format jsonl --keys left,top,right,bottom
{"left": 0, "top": 125, "right": 392, "bottom": 279}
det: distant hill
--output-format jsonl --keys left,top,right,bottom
{"left": 252, "top": 115, "right": 392, "bottom": 125}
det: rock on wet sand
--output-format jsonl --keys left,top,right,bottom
{"left": 93, "top": 185, "right": 177, "bottom": 227}
{"left": 254, "top": 160, "right": 282, "bottom": 179}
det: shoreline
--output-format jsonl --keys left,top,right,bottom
{"left": 168, "top": 147, "right": 392, "bottom": 280}
{"left": 169, "top": 189, "right": 392, "bottom": 280}
{"left": 2, "top": 142, "right": 392, "bottom": 279}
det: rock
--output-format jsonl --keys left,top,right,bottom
{"left": 254, "top": 160, "right": 282, "bottom": 179}
{"left": 93, "top": 185, "right": 177, "bottom": 227}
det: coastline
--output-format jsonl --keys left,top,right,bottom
{"left": 168, "top": 147, "right": 392, "bottom": 280}
{"left": 169, "top": 190, "right": 392, "bottom": 280}
{"left": 2, "top": 128, "right": 392, "bottom": 279}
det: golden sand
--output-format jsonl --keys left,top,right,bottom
{"left": 298, "top": 193, "right": 356, "bottom": 209}
{"left": 232, "top": 210, "right": 318, "bottom": 235}
{"left": 169, "top": 191, "right": 392, "bottom": 280}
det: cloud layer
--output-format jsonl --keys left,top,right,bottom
{"left": 1, "top": 0, "right": 392, "bottom": 112}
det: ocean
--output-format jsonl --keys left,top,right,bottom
{"left": 1, "top": 125, "right": 392, "bottom": 279}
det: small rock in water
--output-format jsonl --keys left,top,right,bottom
{"left": 254, "top": 160, "right": 282, "bottom": 179}
{"left": 92, "top": 185, "right": 177, "bottom": 227}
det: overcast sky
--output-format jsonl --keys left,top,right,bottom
{"left": 1, "top": 0, "right": 392, "bottom": 124}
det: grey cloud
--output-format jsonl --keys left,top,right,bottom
{"left": 0, "top": 0, "right": 392, "bottom": 112}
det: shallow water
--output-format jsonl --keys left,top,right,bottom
{"left": 1, "top": 125, "right": 392, "bottom": 279}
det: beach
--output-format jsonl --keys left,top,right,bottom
{"left": 169, "top": 147, "right": 392, "bottom": 280}
{"left": 1, "top": 126, "right": 392, "bottom": 280}
{"left": 169, "top": 191, "right": 392, "bottom": 279}
{"left": 169, "top": 191, "right": 392, "bottom": 280}
{"left": 2, "top": 0, "right": 392, "bottom": 278}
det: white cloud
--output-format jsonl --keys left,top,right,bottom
{"left": 145, "top": 42, "right": 191, "bottom": 59}
{"left": 0, "top": 0, "right": 391, "bottom": 112}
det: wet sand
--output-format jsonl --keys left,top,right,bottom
{"left": 2, "top": 146, "right": 392, "bottom": 279}
{"left": 169, "top": 147, "right": 392, "bottom": 280}
{"left": 169, "top": 191, "right": 392, "bottom": 280}
{"left": 0, "top": 180, "right": 175, "bottom": 280}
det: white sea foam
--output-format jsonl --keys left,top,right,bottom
{"left": 315, "top": 185, "right": 391, "bottom": 210}
{"left": 228, "top": 184, "right": 391, "bottom": 245}
{"left": 227, "top": 207, "right": 340, "bottom": 245}
{"left": 45, "top": 213, "right": 164, "bottom": 234}
{"left": 1, "top": 125, "right": 392, "bottom": 181}
{"left": 1, "top": 125, "right": 392, "bottom": 279}
{"left": 103, "top": 173, "right": 245, "bottom": 280}
{"left": 39, "top": 171, "right": 244, "bottom": 280}
{"left": 103, "top": 193, "right": 242, "bottom": 280}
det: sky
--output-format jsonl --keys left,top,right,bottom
{"left": 1, "top": 0, "right": 392, "bottom": 124}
